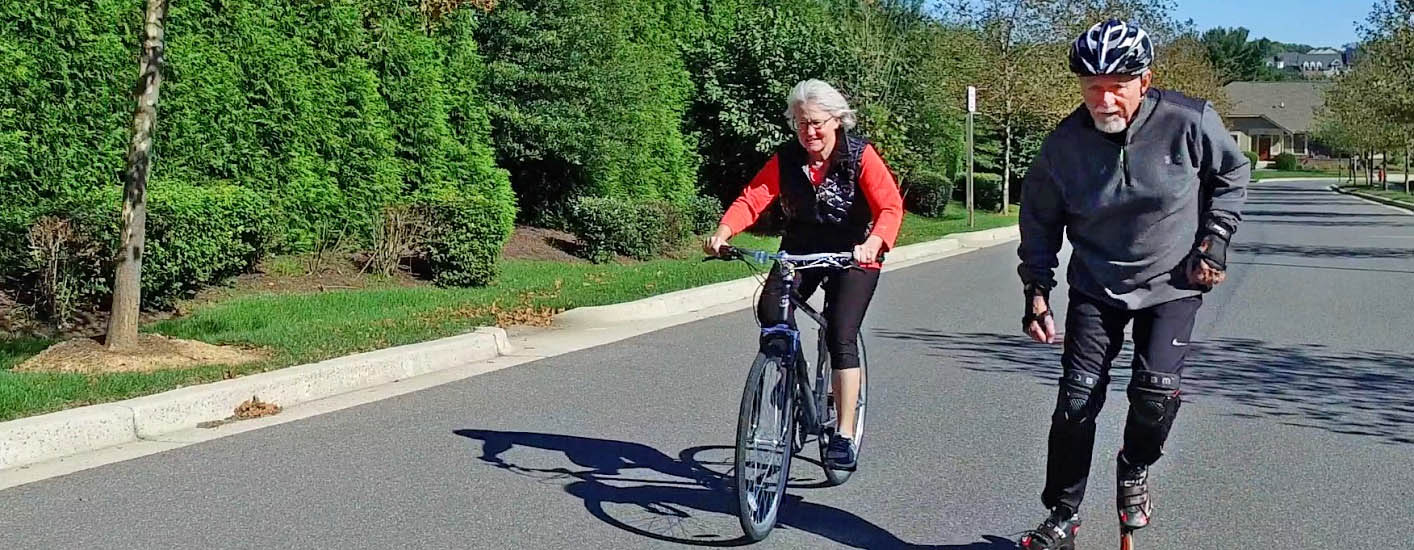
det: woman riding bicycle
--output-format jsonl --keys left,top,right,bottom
{"left": 703, "top": 79, "right": 903, "bottom": 470}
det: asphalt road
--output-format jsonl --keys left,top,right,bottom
{"left": 2, "top": 179, "right": 1410, "bottom": 549}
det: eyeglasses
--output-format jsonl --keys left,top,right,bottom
{"left": 796, "top": 116, "right": 836, "bottom": 131}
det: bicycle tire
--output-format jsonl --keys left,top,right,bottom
{"left": 734, "top": 349, "right": 796, "bottom": 542}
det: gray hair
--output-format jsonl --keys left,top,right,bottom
{"left": 784, "top": 79, "right": 857, "bottom": 131}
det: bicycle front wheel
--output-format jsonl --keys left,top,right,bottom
{"left": 734, "top": 350, "right": 796, "bottom": 542}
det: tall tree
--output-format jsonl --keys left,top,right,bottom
{"left": 107, "top": 0, "right": 168, "bottom": 351}
{"left": 1318, "top": 61, "right": 1403, "bottom": 187}
{"left": 1359, "top": 0, "right": 1414, "bottom": 125}
{"left": 834, "top": 0, "right": 938, "bottom": 180}
{"left": 1199, "top": 26, "right": 1268, "bottom": 84}
{"left": 947, "top": 0, "right": 1076, "bottom": 214}
{"left": 1358, "top": 0, "right": 1414, "bottom": 190}
{"left": 1155, "top": 33, "right": 1231, "bottom": 113}
{"left": 949, "top": 0, "right": 1179, "bottom": 213}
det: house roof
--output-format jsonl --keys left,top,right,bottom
{"left": 1223, "top": 81, "right": 1333, "bottom": 134}
{"left": 1274, "top": 52, "right": 1344, "bottom": 66}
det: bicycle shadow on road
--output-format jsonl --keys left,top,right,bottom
{"left": 453, "top": 430, "right": 1018, "bottom": 549}
{"left": 874, "top": 330, "right": 1414, "bottom": 447}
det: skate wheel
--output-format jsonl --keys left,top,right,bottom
{"left": 1119, "top": 530, "right": 1136, "bottom": 550}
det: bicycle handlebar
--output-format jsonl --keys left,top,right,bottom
{"left": 704, "top": 245, "right": 869, "bottom": 269}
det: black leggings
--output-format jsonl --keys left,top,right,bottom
{"left": 756, "top": 264, "right": 880, "bottom": 370}
{"left": 1041, "top": 289, "right": 1202, "bottom": 512}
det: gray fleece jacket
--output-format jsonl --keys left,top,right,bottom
{"left": 1017, "top": 87, "right": 1249, "bottom": 310}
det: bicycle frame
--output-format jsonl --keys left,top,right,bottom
{"left": 706, "top": 245, "right": 859, "bottom": 438}
{"left": 760, "top": 261, "right": 837, "bottom": 440}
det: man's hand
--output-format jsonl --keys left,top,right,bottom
{"left": 853, "top": 235, "right": 885, "bottom": 265}
{"left": 1022, "top": 285, "right": 1057, "bottom": 344}
{"left": 703, "top": 224, "right": 732, "bottom": 256}
{"left": 1024, "top": 294, "right": 1057, "bottom": 344}
{"left": 1188, "top": 240, "right": 1228, "bottom": 288}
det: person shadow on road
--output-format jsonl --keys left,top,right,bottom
{"left": 454, "top": 429, "right": 1017, "bottom": 549}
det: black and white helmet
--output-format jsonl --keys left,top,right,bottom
{"left": 1069, "top": 19, "right": 1153, "bottom": 76}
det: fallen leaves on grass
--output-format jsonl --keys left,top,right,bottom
{"left": 417, "top": 280, "right": 565, "bottom": 328}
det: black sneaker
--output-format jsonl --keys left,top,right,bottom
{"left": 824, "top": 433, "right": 857, "bottom": 470}
{"left": 1019, "top": 507, "right": 1081, "bottom": 550}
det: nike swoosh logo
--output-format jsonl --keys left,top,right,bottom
{"left": 1172, "top": 338, "right": 1189, "bottom": 347}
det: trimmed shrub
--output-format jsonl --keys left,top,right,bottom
{"left": 904, "top": 170, "right": 953, "bottom": 217}
{"left": 141, "top": 182, "right": 277, "bottom": 308}
{"left": 421, "top": 193, "right": 514, "bottom": 287}
{"left": 1242, "top": 150, "right": 1259, "bottom": 167}
{"left": 952, "top": 172, "right": 1005, "bottom": 212}
{"left": 568, "top": 197, "right": 691, "bottom": 262}
{"left": 1274, "top": 152, "right": 1299, "bottom": 171}
{"left": 0, "top": 183, "right": 275, "bottom": 314}
{"left": 2, "top": 195, "right": 116, "bottom": 320}
{"left": 686, "top": 194, "right": 726, "bottom": 234}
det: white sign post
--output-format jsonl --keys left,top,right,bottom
{"left": 966, "top": 86, "right": 976, "bottom": 227}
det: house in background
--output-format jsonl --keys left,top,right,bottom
{"left": 1267, "top": 48, "right": 1348, "bottom": 77}
{"left": 1222, "top": 81, "right": 1334, "bottom": 161}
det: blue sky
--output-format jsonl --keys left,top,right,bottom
{"left": 1172, "top": 0, "right": 1376, "bottom": 47}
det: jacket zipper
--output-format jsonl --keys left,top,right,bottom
{"left": 1120, "top": 146, "right": 1130, "bottom": 186}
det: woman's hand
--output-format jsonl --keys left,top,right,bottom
{"left": 703, "top": 224, "right": 733, "bottom": 256}
{"left": 853, "top": 235, "right": 885, "bottom": 265}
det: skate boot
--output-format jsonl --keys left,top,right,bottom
{"left": 1117, "top": 452, "right": 1152, "bottom": 549}
{"left": 1019, "top": 506, "right": 1080, "bottom": 550}
{"left": 1116, "top": 452, "right": 1152, "bottom": 529}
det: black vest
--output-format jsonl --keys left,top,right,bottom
{"left": 777, "top": 133, "right": 874, "bottom": 254}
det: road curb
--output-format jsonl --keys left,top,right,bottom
{"left": 0, "top": 405, "right": 137, "bottom": 472}
{"left": 0, "top": 328, "right": 509, "bottom": 471}
{"left": 1330, "top": 185, "right": 1414, "bottom": 213}
{"left": 555, "top": 225, "right": 1019, "bottom": 326}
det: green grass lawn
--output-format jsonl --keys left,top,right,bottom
{"left": 0, "top": 203, "right": 1015, "bottom": 421}
{"left": 1340, "top": 184, "right": 1414, "bottom": 204}
{"left": 1251, "top": 169, "right": 1345, "bottom": 181}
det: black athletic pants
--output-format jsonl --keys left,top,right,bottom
{"left": 756, "top": 265, "right": 879, "bottom": 370}
{"left": 1041, "top": 289, "right": 1202, "bottom": 513}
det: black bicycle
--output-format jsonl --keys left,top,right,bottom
{"left": 705, "top": 245, "right": 869, "bottom": 542}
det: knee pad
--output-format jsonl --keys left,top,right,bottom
{"left": 1128, "top": 372, "right": 1181, "bottom": 428}
{"left": 1054, "top": 371, "right": 1107, "bottom": 424}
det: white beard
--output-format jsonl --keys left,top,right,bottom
{"left": 1093, "top": 113, "right": 1128, "bottom": 134}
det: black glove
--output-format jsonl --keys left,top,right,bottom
{"left": 1022, "top": 282, "right": 1053, "bottom": 330}
{"left": 1194, "top": 219, "right": 1234, "bottom": 271}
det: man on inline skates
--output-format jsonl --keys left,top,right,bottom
{"left": 1014, "top": 18, "right": 1248, "bottom": 550}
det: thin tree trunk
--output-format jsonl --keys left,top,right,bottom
{"left": 1382, "top": 149, "right": 1389, "bottom": 191}
{"left": 1397, "top": 139, "right": 1408, "bottom": 192}
{"left": 107, "top": 0, "right": 167, "bottom": 351}
{"left": 1366, "top": 150, "right": 1374, "bottom": 186}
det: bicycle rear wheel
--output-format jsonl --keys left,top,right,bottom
{"left": 734, "top": 349, "right": 796, "bottom": 542}
{"left": 820, "top": 333, "right": 867, "bottom": 486}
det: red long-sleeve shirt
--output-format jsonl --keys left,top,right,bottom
{"left": 721, "top": 144, "right": 904, "bottom": 258}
